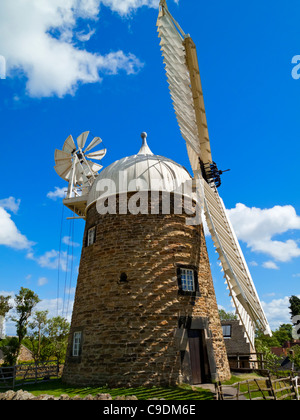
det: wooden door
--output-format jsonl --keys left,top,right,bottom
{"left": 188, "top": 329, "right": 210, "bottom": 384}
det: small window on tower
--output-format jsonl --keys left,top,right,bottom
{"left": 72, "top": 331, "right": 82, "bottom": 357}
{"left": 176, "top": 265, "right": 199, "bottom": 296}
{"left": 181, "top": 268, "right": 195, "bottom": 292}
{"left": 87, "top": 226, "right": 96, "bottom": 246}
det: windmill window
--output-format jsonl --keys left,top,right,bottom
{"left": 177, "top": 265, "right": 199, "bottom": 296}
{"left": 181, "top": 269, "right": 195, "bottom": 292}
{"left": 87, "top": 226, "right": 96, "bottom": 246}
{"left": 222, "top": 325, "right": 232, "bottom": 338}
{"left": 72, "top": 331, "right": 82, "bottom": 357}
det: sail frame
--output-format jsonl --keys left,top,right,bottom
{"left": 157, "top": 1, "right": 272, "bottom": 347}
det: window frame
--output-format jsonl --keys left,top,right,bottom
{"left": 180, "top": 268, "right": 195, "bottom": 293}
{"left": 176, "top": 265, "right": 199, "bottom": 297}
{"left": 86, "top": 226, "right": 96, "bottom": 247}
{"left": 72, "top": 331, "right": 82, "bottom": 357}
{"left": 222, "top": 324, "right": 232, "bottom": 339}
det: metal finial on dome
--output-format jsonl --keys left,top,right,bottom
{"left": 138, "top": 132, "right": 153, "bottom": 156}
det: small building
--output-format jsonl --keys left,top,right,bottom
{"left": 221, "top": 320, "right": 255, "bottom": 370}
{"left": 271, "top": 340, "right": 300, "bottom": 358}
{"left": 0, "top": 345, "right": 33, "bottom": 365}
{"left": 270, "top": 342, "right": 300, "bottom": 372}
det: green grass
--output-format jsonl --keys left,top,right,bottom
{"left": 221, "top": 373, "right": 269, "bottom": 400}
{"left": 222, "top": 372, "right": 263, "bottom": 386}
{"left": 1, "top": 379, "right": 214, "bottom": 400}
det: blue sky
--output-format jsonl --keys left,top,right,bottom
{"left": 0, "top": 0, "right": 299, "bottom": 334}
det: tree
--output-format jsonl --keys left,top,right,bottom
{"left": 289, "top": 345, "right": 300, "bottom": 370}
{"left": 46, "top": 316, "right": 70, "bottom": 364}
{"left": 255, "top": 339, "right": 281, "bottom": 370}
{"left": 219, "top": 309, "right": 238, "bottom": 321}
{"left": 1, "top": 337, "right": 19, "bottom": 367}
{"left": 0, "top": 295, "right": 12, "bottom": 317}
{"left": 289, "top": 296, "right": 300, "bottom": 320}
{"left": 27, "top": 310, "right": 49, "bottom": 362}
{"left": 256, "top": 324, "right": 293, "bottom": 349}
{"left": 0, "top": 295, "right": 12, "bottom": 339}
{"left": 11, "top": 287, "right": 40, "bottom": 362}
{"left": 273, "top": 324, "right": 293, "bottom": 347}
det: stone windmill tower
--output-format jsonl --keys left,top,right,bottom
{"left": 56, "top": 1, "right": 271, "bottom": 387}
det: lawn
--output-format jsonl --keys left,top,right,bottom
{"left": 221, "top": 372, "right": 298, "bottom": 400}
{"left": 2, "top": 379, "right": 214, "bottom": 400}
{"left": 222, "top": 372, "right": 264, "bottom": 386}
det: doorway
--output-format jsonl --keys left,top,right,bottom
{"left": 188, "top": 329, "right": 211, "bottom": 384}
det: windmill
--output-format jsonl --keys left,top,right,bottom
{"left": 54, "top": 131, "right": 107, "bottom": 216}
{"left": 157, "top": 0, "right": 272, "bottom": 348}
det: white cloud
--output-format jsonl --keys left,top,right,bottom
{"left": 102, "top": 0, "right": 181, "bottom": 15}
{"left": 76, "top": 25, "right": 96, "bottom": 42}
{"left": 38, "top": 277, "right": 48, "bottom": 286}
{"left": 0, "top": 291, "right": 14, "bottom": 300}
{"left": 0, "top": 207, "right": 33, "bottom": 250}
{"left": 0, "top": 0, "right": 143, "bottom": 98}
{"left": 202, "top": 215, "right": 210, "bottom": 237}
{"left": 62, "top": 236, "right": 80, "bottom": 247}
{"left": 262, "top": 295, "right": 300, "bottom": 330}
{"left": 36, "top": 298, "right": 65, "bottom": 318}
{"left": 47, "top": 187, "right": 67, "bottom": 200}
{"left": 0, "top": 197, "right": 21, "bottom": 214}
{"left": 227, "top": 203, "right": 300, "bottom": 262}
{"left": 262, "top": 261, "right": 279, "bottom": 270}
{"left": 249, "top": 261, "right": 258, "bottom": 267}
{"left": 4, "top": 296, "right": 75, "bottom": 335}
{"left": 36, "top": 297, "right": 74, "bottom": 322}
{"left": 0, "top": 291, "right": 15, "bottom": 336}
{"left": 27, "top": 249, "right": 74, "bottom": 272}
{"left": 101, "top": 0, "right": 159, "bottom": 15}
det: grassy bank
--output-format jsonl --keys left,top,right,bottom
{"left": 1, "top": 379, "right": 214, "bottom": 400}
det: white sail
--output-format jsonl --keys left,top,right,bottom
{"left": 157, "top": 0, "right": 272, "bottom": 347}
{"left": 157, "top": 4, "right": 201, "bottom": 172}
{"left": 202, "top": 181, "right": 271, "bottom": 340}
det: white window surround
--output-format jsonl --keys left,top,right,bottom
{"left": 87, "top": 226, "right": 96, "bottom": 246}
{"left": 73, "top": 331, "right": 82, "bottom": 357}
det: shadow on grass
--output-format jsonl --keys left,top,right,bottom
{"left": 5, "top": 379, "right": 214, "bottom": 400}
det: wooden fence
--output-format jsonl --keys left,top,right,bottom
{"left": 215, "top": 375, "right": 300, "bottom": 400}
{"left": 0, "top": 361, "right": 62, "bottom": 389}
{"left": 227, "top": 352, "right": 274, "bottom": 371}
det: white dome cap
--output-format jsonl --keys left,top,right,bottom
{"left": 87, "top": 133, "right": 192, "bottom": 209}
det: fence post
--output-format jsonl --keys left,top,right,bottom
{"left": 35, "top": 363, "right": 38, "bottom": 384}
{"left": 12, "top": 365, "right": 16, "bottom": 390}
{"left": 291, "top": 376, "right": 300, "bottom": 401}
{"left": 260, "top": 353, "right": 264, "bottom": 370}
{"left": 266, "top": 374, "right": 276, "bottom": 400}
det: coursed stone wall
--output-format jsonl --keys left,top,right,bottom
{"left": 62, "top": 193, "right": 230, "bottom": 386}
